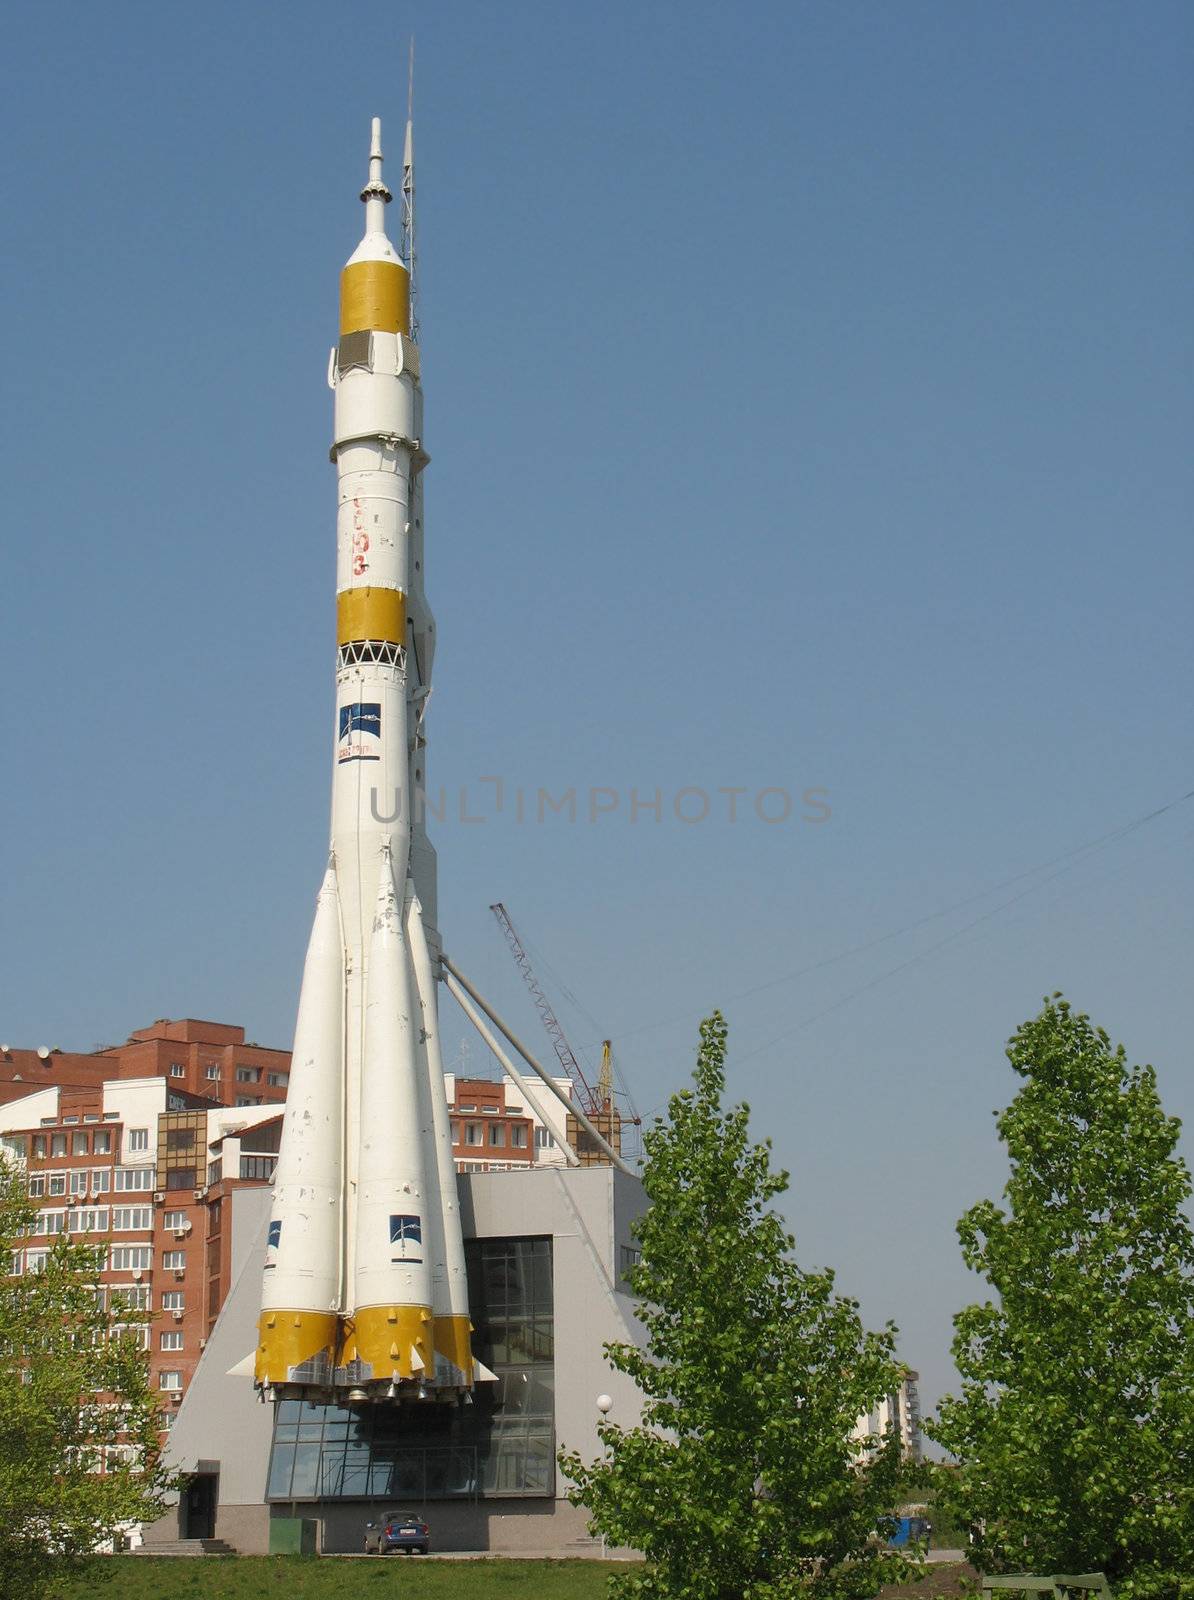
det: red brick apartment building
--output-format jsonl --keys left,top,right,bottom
{"left": 445, "top": 1073, "right": 570, "bottom": 1170}
{"left": 0, "top": 1019, "right": 290, "bottom": 1440}
{"left": 0, "top": 1017, "right": 292, "bottom": 1108}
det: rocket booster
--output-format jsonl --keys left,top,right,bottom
{"left": 256, "top": 119, "right": 472, "bottom": 1400}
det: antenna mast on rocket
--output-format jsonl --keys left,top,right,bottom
{"left": 402, "top": 38, "right": 418, "bottom": 341}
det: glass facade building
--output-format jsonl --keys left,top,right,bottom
{"left": 266, "top": 1237, "right": 554, "bottom": 1501}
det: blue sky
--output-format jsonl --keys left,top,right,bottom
{"left": 1, "top": 1, "right": 1191, "bottom": 1422}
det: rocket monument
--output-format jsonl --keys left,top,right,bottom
{"left": 254, "top": 117, "right": 475, "bottom": 1403}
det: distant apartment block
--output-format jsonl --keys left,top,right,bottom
{"left": 444, "top": 1071, "right": 575, "bottom": 1172}
{"left": 851, "top": 1369, "right": 922, "bottom": 1462}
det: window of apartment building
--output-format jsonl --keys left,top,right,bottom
{"left": 458, "top": 1104, "right": 476, "bottom": 1113}
{"left": 114, "top": 1168, "right": 154, "bottom": 1192}
{"left": 127, "top": 1129, "right": 149, "bottom": 1153}
{"left": 47, "top": 1173, "right": 67, "bottom": 1197}
{"left": 108, "top": 1322, "right": 150, "bottom": 1352}
{"left": 69, "top": 1170, "right": 90, "bottom": 1196}
{"left": 267, "top": 1072, "right": 288, "bottom": 1087}
{"left": 50, "top": 1134, "right": 67, "bottom": 1157}
{"left": 31, "top": 1135, "right": 46, "bottom": 1159}
{"left": 90, "top": 1167, "right": 111, "bottom": 1193}
{"left": 163, "top": 1210, "right": 187, "bottom": 1230}
{"left": 1, "top": 1135, "right": 26, "bottom": 1161}
{"left": 480, "top": 1105, "right": 498, "bottom": 1114}
{"left": 110, "top": 1284, "right": 150, "bottom": 1311}
{"left": 166, "top": 1127, "right": 196, "bottom": 1153}
{"left": 165, "top": 1168, "right": 196, "bottom": 1191}
{"left": 70, "top": 1132, "right": 89, "bottom": 1155}
{"left": 110, "top": 1244, "right": 152, "bottom": 1272}
{"left": 83, "top": 1113, "right": 98, "bottom": 1124}
{"left": 511, "top": 1125, "right": 527, "bottom": 1148}
{"left": 160, "top": 1411, "right": 174, "bottom": 1431}
{"left": 63, "top": 1116, "right": 78, "bottom": 1126}
{"left": 159, "top": 1371, "right": 182, "bottom": 1392}
{"left": 235, "top": 1096, "right": 257, "bottom": 1108}
{"left": 160, "top": 1331, "right": 183, "bottom": 1352}
{"left": 465, "top": 1123, "right": 482, "bottom": 1146}
{"left": 161, "top": 1291, "right": 184, "bottom": 1312}
{"left": 169, "top": 1063, "right": 186, "bottom": 1078}
{"left": 92, "top": 1129, "right": 111, "bottom": 1154}
{"left": 534, "top": 1127, "right": 555, "bottom": 1149}
{"left": 25, "top": 1249, "right": 47, "bottom": 1274}
{"left": 111, "top": 1206, "right": 153, "bottom": 1232}
{"left": 162, "top": 1251, "right": 186, "bottom": 1271}
{"left": 488, "top": 1124, "right": 505, "bottom": 1148}
{"left": 33, "top": 1212, "right": 66, "bottom": 1237}
{"left": 9, "top": 1250, "right": 22, "bottom": 1275}
{"left": 28, "top": 1175, "right": 45, "bottom": 1197}
{"left": 204, "top": 1063, "right": 220, "bottom": 1080}
{"left": 235, "top": 1066, "right": 261, "bottom": 1083}
{"left": 75, "top": 1208, "right": 109, "bottom": 1233}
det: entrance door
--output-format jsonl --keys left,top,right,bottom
{"left": 181, "top": 1473, "right": 218, "bottom": 1540}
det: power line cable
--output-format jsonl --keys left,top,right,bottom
{"left": 596, "top": 786, "right": 1194, "bottom": 1051}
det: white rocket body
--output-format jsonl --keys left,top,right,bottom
{"left": 256, "top": 119, "right": 473, "bottom": 1400}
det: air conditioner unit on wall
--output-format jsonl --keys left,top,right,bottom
{"left": 173, "top": 1270, "right": 184, "bottom": 1281}
{"left": 173, "top": 1228, "right": 186, "bottom": 1239}
{"left": 172, "top": 1310, "right": 183, "bottom": 1322}
{"left": 153, "top": 1193, "right": 165, "bottom": 1203}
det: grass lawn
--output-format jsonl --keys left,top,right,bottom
{"left": 62, "top": 1558, "right": 619, "bottom": 1600}
{"left": 61, "top": 1557, "right": 976, "bottom": 1600}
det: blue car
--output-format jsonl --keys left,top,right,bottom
{"left": 364, "top": 1510, "right": 430, "bottom": 1555}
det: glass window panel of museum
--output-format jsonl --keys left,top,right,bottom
{"left": 266, "top": 1237, "right": 554, "bottom": 1502}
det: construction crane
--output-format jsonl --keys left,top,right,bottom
{"left": 488, "top": 902, "right": 598, "bottom": 1113}
{"left": 597, "top": 1040, "right": 614, "bottom": 1111}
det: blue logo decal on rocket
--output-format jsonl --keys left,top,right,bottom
{"left": 337, "top": 701, "right": 382, "bottom": 763}
{"left": 389, "top": 1213, "right": 422, "bottom": 1263}
{"left": 264, "top": 1217, "right": 282, "bottom": 1269}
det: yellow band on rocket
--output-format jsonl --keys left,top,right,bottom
{"left": 337, "top": 586, "right": 407, "bottom": 646}
{"left": 340, "top": 260, "right": 411, "bottom": 336}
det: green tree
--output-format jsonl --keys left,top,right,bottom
{"left": 560, "top": 1014, "right": 918, "bottom": 1600}
{"left": 0, "top": 1165, "right": 175, "bottom": 1600}
{"left": 925, "top": 996, "right": 1194, "bottom": 1599}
